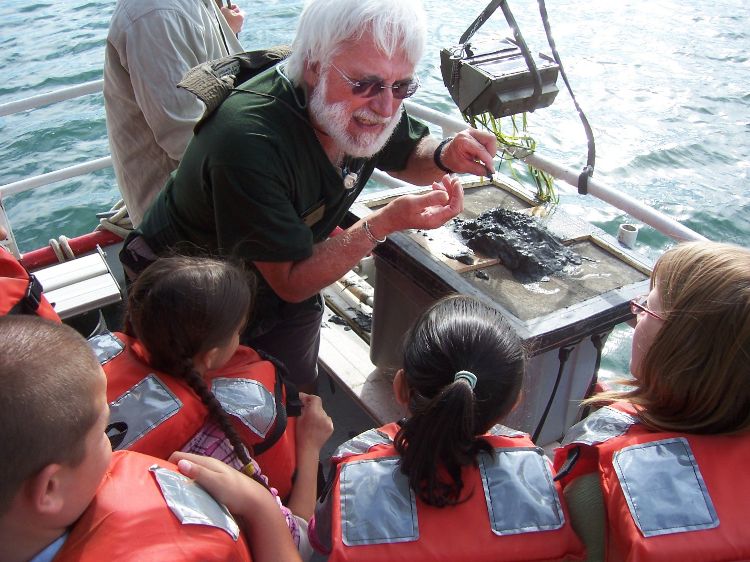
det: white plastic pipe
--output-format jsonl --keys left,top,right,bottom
{"left": 0, "top": 80, "right": 104, "bottom": 117}
{"left": 0, "top": 157, "right": 112, "bottom": 198}
{"left": 404, "top": 101, "right": 706, "bottom": 242}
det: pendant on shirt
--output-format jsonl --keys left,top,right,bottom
{"left": 343, "top": 172, "right": 358, "bottom": 190}
{"left": 340, "top": 157, "right": 361, "bottom": 190}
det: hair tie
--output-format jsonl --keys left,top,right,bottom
{"left": 241, "top": 462, "right": 256, "bottom": 478}
{"left": 454, "top": 370, "right": 477, "bottom": 389}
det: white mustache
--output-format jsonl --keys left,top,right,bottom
{"left": 352, "top": 110, "right": 391, "bottom": 126}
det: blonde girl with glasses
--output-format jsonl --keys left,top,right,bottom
{"left": 554, "top": 241, "right": 750, "bottom": 562}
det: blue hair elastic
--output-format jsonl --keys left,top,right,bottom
{"left": 453, "top": 370, "right": 477, "bottom": 390}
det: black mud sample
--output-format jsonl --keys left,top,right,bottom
{"left": 353, "top": 309, "right": 372, "bottom": 333}
{"left": 454, "top": 208, "right": 581, "bottom": 282}
{"left": 442, "top": 250, "right": 474, "bottom": 265}
{"left": 328, "top": 311, "right": 372, "bottom": 333}
{"left": 328, "top": 314, "right": 348, "bottom": 326}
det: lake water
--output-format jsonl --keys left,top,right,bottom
{"left": 1, "top": 0, "right": 748, "bottom": 379}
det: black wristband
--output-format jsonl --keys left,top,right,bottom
{"left": 433, "top": 136, "right": 455, "bottom": 174}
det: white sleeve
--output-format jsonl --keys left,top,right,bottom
{"left": 122, "top": 9, "right": 211, "bottom": 160}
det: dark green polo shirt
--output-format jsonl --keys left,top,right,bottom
{"left": 140, "top": 64, "right": 429, "bottom": 265}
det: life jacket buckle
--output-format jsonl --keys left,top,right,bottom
{"left": 23, "top": 274, "right": 43, "bottom": 312}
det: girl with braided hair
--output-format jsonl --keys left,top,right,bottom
{"left": 97, "top": 255, "right": 331, "bottom": 559}
{"left": 309, "top": 294, "right": 585, "bottom": 561}
{"left": 124, "top": 255, "right": 260, "bottom": 472}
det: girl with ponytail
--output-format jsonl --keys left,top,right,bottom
{"left": 310, "top": 295, "right": 585, "bottom": 561}
{"left": 392, "top": 294, "right": 525, "bottom": 507}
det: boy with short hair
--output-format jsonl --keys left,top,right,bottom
{"left": 0, "top": 315, "right": 300, "bottom": 562}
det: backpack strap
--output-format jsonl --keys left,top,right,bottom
{"left": 178, "top": 46, "right": 292, "bottom": 122}
{"left": 253, "top": 349, "right": 301, "bottom": 456}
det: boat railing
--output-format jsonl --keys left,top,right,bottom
{"left": 0, "top": 79, "right": 705, "bottom": 258}
{"left": 401, "top": 102, "right": 706, "bottom": 243}
{"left": 0, "top": 79, "right": 105, "bottom": 118}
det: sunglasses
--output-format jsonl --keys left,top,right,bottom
{"left": 630, "top": 295, "right": 665, "bottom": 321}
{"left": 330, "top": 64, "right": 420, "bottom": 100}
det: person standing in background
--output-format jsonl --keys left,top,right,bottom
{"left": 103, "top": 0, "right": 245, "bottom": 226}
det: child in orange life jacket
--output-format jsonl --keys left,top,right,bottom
{"left": 309, "top": 294, "right": 585, "bottom": 562}
{"left": 0, "top": 315, "right": 301, "bottom": 562}
{"left": 0, "top": 225, "right": 59, "bottom": 320}
{"left": 107, "top": 256, "right": 332, "bottom": 552}
{"left": 554, "top": 241, "right": 750, "bottom": 562}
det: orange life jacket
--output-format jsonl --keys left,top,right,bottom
{"left": 56, "top": 450, "right": 252, "bottom": 561}
{"left": 90, "top": 331, "right": 299, "bottom": 499}
{"left": 554, "top": 402, "right": 750, "bottom": 562}
{"left": 314, "top": 422, "right": 586, "bottom": 562}
{"left": 0, "top": 246, "right": 59, "bottom": 321}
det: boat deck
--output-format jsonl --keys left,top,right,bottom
{"left": 319, "top": 302, "right": 404, "bottom": 425}
{"left": 317, "top": 296, "right": 403, "bottom": 464}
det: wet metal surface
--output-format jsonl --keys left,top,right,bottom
{"left": 389, "top": 184, "right": 651, "bottom": 323}
{"left": 359, "top": 181, "right": 652, "bottom": 330}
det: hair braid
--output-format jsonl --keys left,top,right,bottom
{"left": 183, "top": 359, "right": 268, "bottom": 488}
{"left": 181, "top": 361, "right": 252, "bottom": 463}
{"left": 181, "top": 363, "right": 269, "bottom": 489}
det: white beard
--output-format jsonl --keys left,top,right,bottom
{"left": 309, "top": 70, "right": 403, "bottom": 159}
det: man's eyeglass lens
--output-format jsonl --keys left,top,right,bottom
{"left": 332, "top": 64, "right": 419, "bottom": 99}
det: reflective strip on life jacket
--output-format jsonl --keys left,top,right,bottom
{"left": 88, "top": 331, "right": 126, "bottom": 364}
{"left": 331, "top": 427, "right": 394, "bottom": 461}
{"left": 150, "top": 464, "right": 240, "bottom": 539}
{"left": 56, "top": 451, "right": 252, "bottom": 561}
{"left": 340, "top": 456, "right": 418, "bottom": 546}
{"left": 612, "top": 437, "right": 719, "bottom": 537}
{"left": 109, "top": 373, "right": 183, "bottom": 450}
{"left": 212, "top": 378, "right": 276, "bottom": 439}
{"left": 486, "top": 423, "right": 527, "bottom": 438}
{"left": 480, "top": 447, "right": 566, "bottom": 535}
{"left": 560, "top": 405, "right": 637, "bottom": 447}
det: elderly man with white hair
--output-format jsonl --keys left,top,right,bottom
{"left": 127, "top": 0, "right": 497, "bottom": 390}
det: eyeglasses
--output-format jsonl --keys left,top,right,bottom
{"left": 330, "top": 63, "right": 420, "bottom": 100}
{"left": 630, "top": 295, "right": 665, "bottom": 321}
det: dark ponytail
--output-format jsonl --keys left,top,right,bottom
{"left": 394, "top": 295, "right": 525, "bottom": 507}
{"left": 395, "top": 378, "right": 487, "bottom": 506}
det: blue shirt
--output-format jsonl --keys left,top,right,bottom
{"left": 29, "top": 532, "right": 68, "bottom": 562}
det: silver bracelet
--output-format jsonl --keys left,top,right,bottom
{"left": 363, "top": 220, "right": 387, "bottom": 244}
